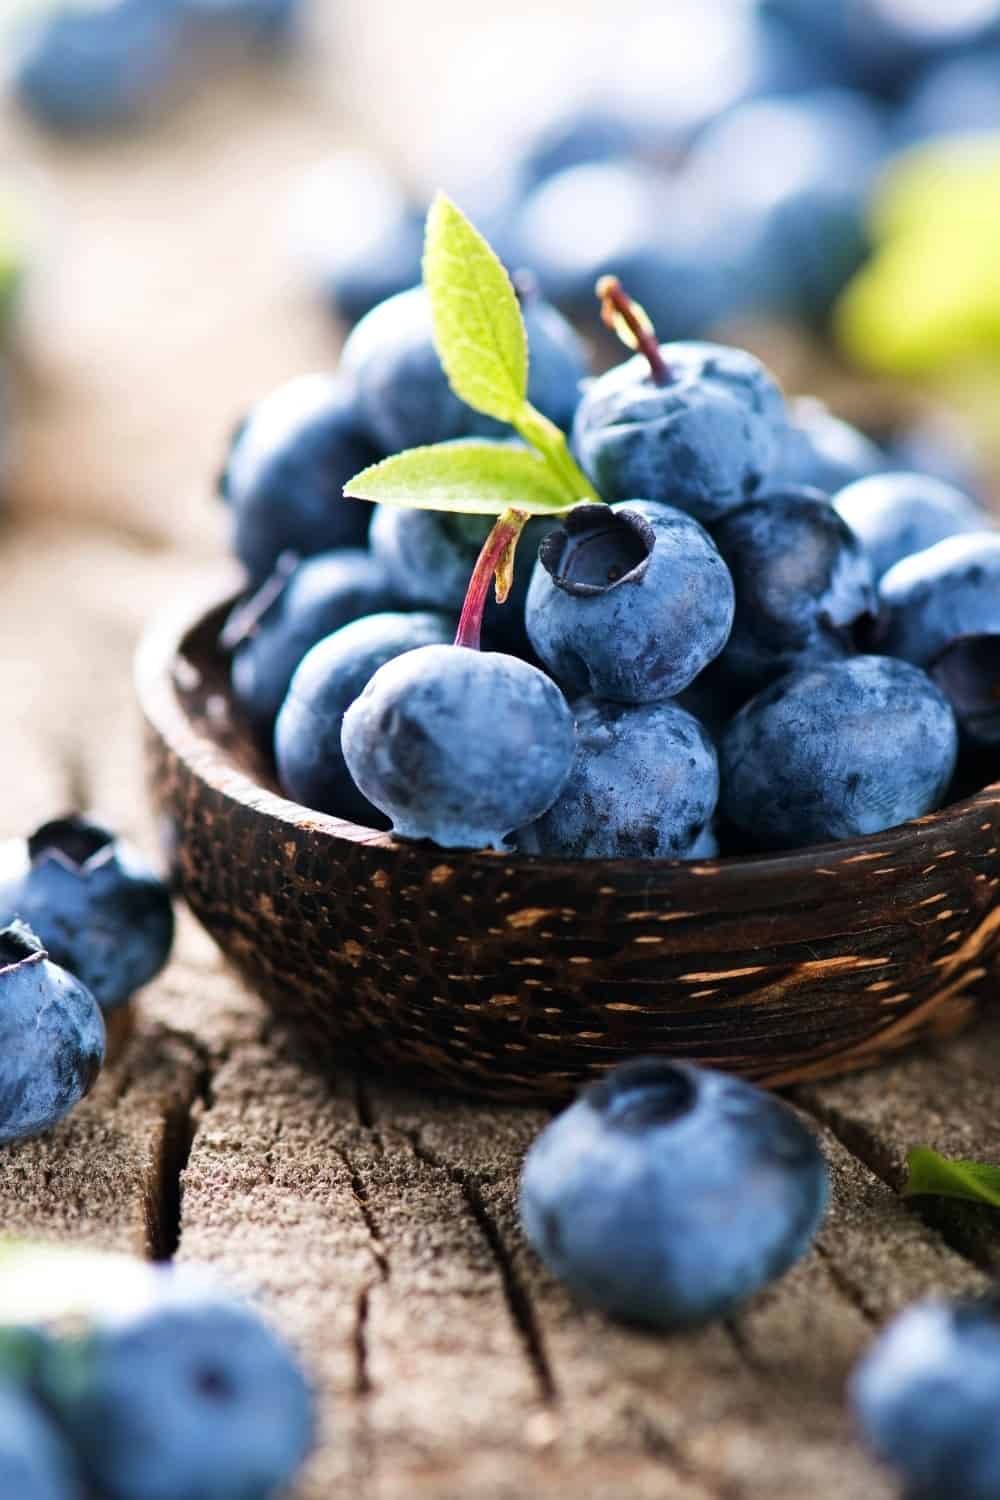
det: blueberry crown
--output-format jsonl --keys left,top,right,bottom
{"left": 586, "top": 1058, "right": 698, "bottom": 1132}
{"left": 0, "top": 920, "right": 45, "bottom": 971}
{"left": 540, "top": 505, "right": 654, "bottom": 598}
{"left": 28, "top": 815, "right": 115, "bottom": 874}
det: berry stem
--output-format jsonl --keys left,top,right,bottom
{"left": 597, "top": 276, "right": 669, "bottom": 385}
{"left": 455, "top": 508, "right": 530, "bottom": 651}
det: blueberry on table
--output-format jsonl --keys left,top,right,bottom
{"left": 226, "top": 548, "right": 396, "bottom": 740}
{"left": 342, "top": 283, "right": 587, "bottom": 454}
{"left": 851, "top": 1294, "right": 1000, "bottom": 1500}
{"left": 770, "top": 396, "right": 888, "bottom": 496}
{"left": 518, "top": 698, "right": 719, "bottom": 860}
{"left": 0, "top": 1384, "right": 84, "bottom": 1500}
{"left": 834, "top": 472, "right": 983, "bottom": 581}
{"left": 878, "top": 533, "right": 1000, "bottom": 747}
{"left": 275, "top": 609, "right": 455, "bottom": 824}
{"left": 571, "top": 308, "right": 786, "bottom": 525}
{"left": 525, "top": 500, "right": 735, "bottom": 703}
{"left": 0, "top": 815, "right": 173, "bottom": 1012}
{"left": 712, "top": 487, "right": 876, "bottom": 691}
{"left": 341, "top": 642, "right": 575, "bottom": 850}
{"left": 520, "top": 1058, "right": 828, "bottom": 1329}
{"left": 0, "top": 921, "right": 105, "bottom": 1145}
{"left": 220, "top": 374, "right": 378, "bottom": 585}
{"left": 719, "top": 655, "right": 958, "bottom": 849}
{"left": 8, "top": 0, "right": 182, "bottom": 135}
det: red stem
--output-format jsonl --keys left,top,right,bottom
{"left": 597, "top": 275, "right": 669, "bottom": 385}
{"left": 454, "top": 509, "right": 531, "bottom": 651}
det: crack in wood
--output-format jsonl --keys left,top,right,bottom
{"left": 404, "top": 1130, "right": 557, "bottom": 1405}
{"left": 146, "top": 1053, "right": 214, "bottom": 1262}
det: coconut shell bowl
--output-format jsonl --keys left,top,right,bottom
{"left": 138, "top": 584, "right": 1000, "bottom": 1105}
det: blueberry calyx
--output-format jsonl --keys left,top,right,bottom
{"left": 219, "top": 549, "right": 300, "bottom": 652}
{"left": 586, "top": 1057, "right": 699, "bottom": 1132}
{"left": 539, "top": 503, "right": 654, "bottom": 597}
{"left": 597, "top": 275, "right": 670, "bottom": 386}
{"left": 27, "top": 814, "right": 115, "bottom": 874}
{"left": 0, "top": 919, "right": 45, "bottom": 970}
{"left": 930, "top": 633, "right": 1000, "bottom": 739}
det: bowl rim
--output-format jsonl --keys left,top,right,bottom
{"left": 136, "top": 579, "right": 1000, "bottom": 882}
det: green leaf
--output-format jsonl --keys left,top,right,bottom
{"left": 344, "top": 440, "right": 579, "bottom": 516}
{"left": 422, "top": 193, "right": 528, "bottom": 425}
{"left": 903, "top": 1148, "right": 1000, "bottom": 1209}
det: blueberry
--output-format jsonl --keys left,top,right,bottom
{"left": 41, "top": 1277, "right": 314, "bottom": 1500}
{"left": 369, "top": 501, "right": 554, "bottom": 653}
{"left": 275, "top": 610, "right": 455, "bottom": 825}
{"left": 342, "top": 284, "right": 588, "bottom": 454}
{"left": 286, "top": 153, "right": 425, "bottom": 326}
{"left": 878, "top": 532, "right": 1000, "bottom": 746}
{"left": 887, "top": 414, "right": 983, "bottom": 499}
{"left": 572, "top": 341, "right": 786, "bottom": 525}
{"left": 227, "top": 549, "right": 396, "bottom": 740}
{"left": 512, "top": 102, "right": 648, "bottom": 190}
{"left": 525, "top": 501, "right": 735, "bottom": 703}
{"left": 851, "top": 1294, "right": 1000, "bottom": 1500}
{"left": 0, "top": 1384, "right": 84, "bottom": 1500}
{"left": 219, "top": 374, "right": 377, "bottom": 585}
{"left": 896, "top": 48, "right": 1000, "bottom": 146}
{"left": 770, "top": 397, "right": 888, "bottom": 495}
{"left": 0, "top": 815, "right": 173, "bottom": 1012}
{"left": 520, "top": 1058, "right": 828, "bottom": 1329}
{"left": 509, "top": 163, "right": 736, "bottom": 343}
{"left": 518, "top": 698, "right": 718, "bottom": 860}
{"left": 0, "top": 922, "right": 105, "bottom": 1145}
{"left": 8, "top": 1, "right": 182, "bottom": 135}
{"left": 834, "top": 472, "right": 983, "bottom": 581}
{"left": 712, "top": 487, "right": 876, "bottom": 691}
{"left": 340, "top": 643, "right": 576, "bottom": 849}
{"left": 719, "top": 655, "right": 958, "bottom": 849}
{"left": 177, "top": 0, "right": 301, "bottom": 44}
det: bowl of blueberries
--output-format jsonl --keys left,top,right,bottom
{"left": 139, "top": 199, "right": 1000, "bottom": 1103}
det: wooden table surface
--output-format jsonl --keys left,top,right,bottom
{"left": 2, "top": 5, "right": 999, "bottom": 1496}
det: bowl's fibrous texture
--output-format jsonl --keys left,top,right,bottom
{"left": 138, "top": 588, "right": 1000, "bottom": 1102}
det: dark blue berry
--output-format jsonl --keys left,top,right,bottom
{"left": 572, "top": 342, "right": 786, "bottom": 525}
{"left": 0, "top": 816, "right": 173, "bottom": 1012}
{"left": 342, "top": 284, "right": 587, "bottom": 454}
{"left": 770, "top": 397, "right": 888, "bottom": 495}
{"left": 520, "top": 1058, "right": 828, "bottom": 1329}
{"left": 275, "top": 610, "right": 455, "bottom": 825}
{"left": 340, "top": 644, "right": 576, "bottom": 849}
{"left": 0, "top": 922, "right": 105, "bottom": 1145}
{"left": 712, "top": 487, "right": 876, "bottom": 691}
{"left": 525, "top": 501, "right": 735, "bottom": 703}
{"left": 896, "top": 48, "right": 1000, "bottom": 146}
{"left": 719, "top": 655, "right": 958, "bottom": 849}
{"left": 879, "top": 532, "right": 1000, "bottom": 747}
{"left": 518, "top": 698, "right": 718, "bottom": 859}
{"left": 851, "top": 1294, "right": 1000, "bottom": 1500}
{"left": 220, "top": 375, "right": 377, "bottom": 585}
{"left": 0, "top": 1384, "right": 84, "bottom": 1500}
{"left": 177, "top": 0, "right": 301, "bottom": 44}
{"left": 834, "top": 472, "right": 983, "bottom": 581}
{"left": 227, "top": 549, "right": 396, "bottom": 740}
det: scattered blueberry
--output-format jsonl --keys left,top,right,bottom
{"left": 342, "top": 284, "right": 587, "bottom": 454}
{"left": 40, "top": 1274, "right": 314, "bottom": 1500}
{"left": 518, "top": 698, "right": 718, "bottom": 859}
{"left": 834, "top": 471, "right": 983, "bottom": 580}
{"left": 851, "top": 1293, "right": 1000, "bottom": 1500}
{"left": 275, "top": 609, "right": 455, "bottom": 825}
{"left": 572, "top": 341, "right": 786, "bottom": 525}
{"left": 712, "top": 487, "right": 876, "bottom": 691}
{"left": 719, "top": 655, "right": 958, "bottom": 849}
{"left": 0, "top": 921, "right": 105, "bottom": 1146}
{"left": 340, "top": 643, "right": 576, "bottom": 849}
{"left": 227, "top": 549, "right": 397, "bottom": 740}
{"left": 511, "top": 101, "right": 648, "bottom": 191}
{"left": 896, "top": 47, "right": 1000, "bottom": 146}
{"left": 0, "top": 815, "right": 174, "bottom": 1012}
{"left": 525, "top": 501, "right": 735, "bottom": 703}
{"left": 520, "top": 1057, "right": 828, "bottom": 1329}
{"left": 8, "top": 0, "right": 182, "bottom": 135}
{"left": 0, "top": 1384, "right": 84, "bottom": 1500}
{"left": 219, "top": 374, "right": 378, "bottom": 585}
{"left": 770, "top": 397, "right": 888, "bottom": 495}
{"left": 177, "top": 0, "right": 301, "bottom": 45}
{"left": 878, "top": 532, "right": 1000, "bottom": 745}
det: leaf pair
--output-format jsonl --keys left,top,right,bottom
{"left": 346, "top": 194, "right": 599, "bottom": 518}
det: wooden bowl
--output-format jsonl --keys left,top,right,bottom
{"left": 137, "top": 584, "right": 1000, "bottom": 1104}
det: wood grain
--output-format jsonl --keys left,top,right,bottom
{"left": 0, "top": 5, "right": 998, "bottom": 1496}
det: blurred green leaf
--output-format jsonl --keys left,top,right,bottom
{"left": 345, "top": 440, "right": 575, "bottom": 516}
{"left": 903, "top": 1147, "right": 1000, "bottom": 1209}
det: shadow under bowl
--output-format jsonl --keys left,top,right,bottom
{"left": 137, "top": 584, "right": 1000, "bottom": 1104}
